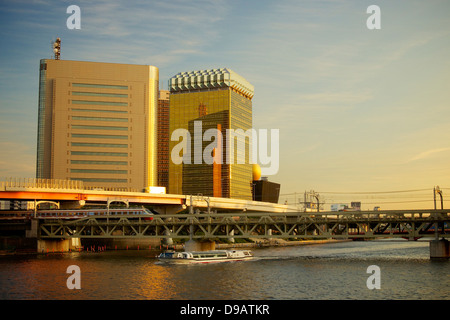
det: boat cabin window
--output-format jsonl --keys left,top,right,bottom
{"left": 160, "top": 252, "right": 174, "bottom": 258}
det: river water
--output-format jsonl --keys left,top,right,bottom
{"left": 0, "top": 239, "right": 448, "bottom": 300}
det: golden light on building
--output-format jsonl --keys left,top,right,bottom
{"left": 36, "top": 59, "right": 159, "bottom": 191}
{"left": 168, "top": 68, "right": 254, "bottom": 200}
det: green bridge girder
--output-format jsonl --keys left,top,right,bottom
{"left": 38, "top": 210, "right": 450, "bottom": 241}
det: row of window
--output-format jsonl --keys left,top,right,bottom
{"left": 71, "top": 151, "right": 127, "bottom": 157}
{"left": 71, "top": 169, "right": 128, "bottom": 174}
{"left": 72, "top": 108, "right": 127, "bottom": 114}
{"left": 72, "top": 92, "right": 128, "bottom": 98}
{"left": 72, "top": 100, "right": 128, "bottom": 107}
{"left": 73, "top": 83, "right": 128, "bottom": 90}
{"left": 72, "top": 116, "right": 128, "bottom": 122}
{"left": 71, "top": 178, "right": 128, "bottom": 183}
{"left": 72, "top": 125, "right": 128, "bottom": 131}
{"left": 71, "top": 142, "right": 128, "bottom": 148}
{"left": 72, "top": 133, "right": 128, "bottom": 140}
{"left": 71, "top": 160, "right": 128, "bottom": 165}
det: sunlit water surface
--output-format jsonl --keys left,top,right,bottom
{"left": 1, "top": 240, "right": 448, "bottom": 300}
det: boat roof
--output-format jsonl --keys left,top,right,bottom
{"left": 189, "top": 250, "right": 228, "bottom": 254}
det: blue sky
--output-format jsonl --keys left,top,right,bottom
{"left": 1, "top": 0, "right": 449, "bottom": 209}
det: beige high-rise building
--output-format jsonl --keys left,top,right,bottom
{"left": 36, "top": 59, "right": 159, "bottom": 191}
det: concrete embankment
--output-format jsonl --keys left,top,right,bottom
{"left": 0, "top": 237, "right": 350, "bottom": 255}
{"left": 215, "top": 238, "right": 352, "bottom": 249}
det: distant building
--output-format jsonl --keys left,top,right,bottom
{"left": 330, "top": 202, "right": 361, "bottom": 211}
{"left": 168, "top": 68, "right": 254, "bottom": 200}
{"left": 331, "top": 204, "right": 348, "bottom": 212}
{"left": 0, "top": 200, "right": 34, "bottom": 210}
{"left": 36, "top": 59, "right": 159, "bottom": 191}
{"left": 351, "top": 202, "right": 361, "bottom": 211}
{"left": 252, "top": 177, "right": 280, "bottom": 204}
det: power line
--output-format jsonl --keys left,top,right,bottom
{"left": 317, "top": 188, "right": 431, "bottom": 194}
{"left": 281, "top": 188, "right": 448, "bottom": 196}
{"left": 350, "top": 199, "right": 433, "bottom": 205}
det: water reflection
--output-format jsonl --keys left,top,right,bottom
{"left": 1, "top": 240, "right": 448, "bottom": 300}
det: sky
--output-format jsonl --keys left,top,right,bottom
{"left": 0, "top": 0, "right": 449, "bottom": 209}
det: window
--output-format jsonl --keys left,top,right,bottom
{"left": 71, "top": 142, "right": 128, "bottom": 148}
{"left": 72, "top": 100, "right": 127, "bottom": 107}
{"left": 71, "top": 178, "right": 128, "bottom": 183}
{"left": 72, "top": 83, "right": 128, "bottom": 90}
{"left": 71, "top": 151, "right": 128, "bottom": 157}
{"left": 72, "top": 108, "right": 127, "bottom": 114}
{"left": 71, "top": 160, "right": 128, "bottom": 165}
{"left": 72, "top": 92, "right": 128, "bottom": 98}
{"left": 72, "top": 116, "right": 128, "bottom": 122}
{"left": 72, "top": 134, "right": 128, "bottom": 139}
{"left": 71, "top": 169, "right": 127, "bottom": 174}
{"left": 71, "top": 125, "right": 128, "bottom": 131}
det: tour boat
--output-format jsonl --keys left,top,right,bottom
{"left": 157, "top": 249, "right": 253, "bottom": 264}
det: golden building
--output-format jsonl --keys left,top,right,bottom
{"left": 168, "top": 68, "right": 254, "bottom": 200}
{"left": 157, "top": 90, "right": 170, "bottom": 189}
{"left": 36, "top": 59, "right": 159, "bottom": 191}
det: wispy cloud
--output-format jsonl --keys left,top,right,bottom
{"left": 408, "top": 148, "right": 450, "bottom": 162}
{"left": 69, "top": 0, "right": 230, "bottom": 66}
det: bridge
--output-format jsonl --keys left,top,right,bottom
{"left": 0, "top": 178, "right": 295, "bottom": 214}
{"left": 1, "top": 178, "right": 449, "bottom": 258}
{"left": 34, "top": 209, "right": 449, "bottom": 240}
{"left": 28, "top": 208, "right": 449, "bottom": 258}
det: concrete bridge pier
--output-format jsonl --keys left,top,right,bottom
{"left": 184, "top": 240, "right": 216, "bottom": 252}
{"left": 430, "top": 239, "right": 449, "bottom": 259}
{"left": 162, "top": 229, "right": 174, "bottom": 246}
{"left": 37, "top": 238, "right": 81, "bottom": 253}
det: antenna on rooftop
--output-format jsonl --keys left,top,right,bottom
{"left": 52, "top": 37, "right": 61, "bottom": 60}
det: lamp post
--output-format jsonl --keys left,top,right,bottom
{"left": 433, "top": 186, "right": 444, "bottom": 240}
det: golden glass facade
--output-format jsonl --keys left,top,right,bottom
{"left": 157, "top": 90, "right": 170, "bottom": 189}
{"left": 168, "top": 69, "right": 254, "bottom": 200}
{"left": 36, "top": 59, "right": 159, "bottom": 191}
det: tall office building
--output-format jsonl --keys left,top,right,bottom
{"left": 168, "top": 68, "right": 254, "bottom": 200}
{"left": 36, "top": 59, "right": 159, "bottom": 191}
{"left": 157, "top": 90, "right": 170, "bottom": 189}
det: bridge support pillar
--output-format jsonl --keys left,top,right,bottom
{"left": 37, "top": 238, "right": 81, "bottom": 253}
{"left": 430, "top": 239, "right": 449, "bottom": 259}
{"left": 26, "top": 219, "right": 39, "bottom": 238}
{"left": 185, "top": 240, "right": 215, "bottom": 252}
{"left": 229, "top": 229, "right": 235, "bottom": 243}
{"left": 162, "top": 230, "right": 174, "bottom": 246}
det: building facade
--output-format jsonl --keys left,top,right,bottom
{"left": 157, "top": 90, "right": 170, "bottom": 190}
{"left": 36, "top": 59, "right": 159, "bottom": 191}
{"left": 168, "top": 68, "right": 254, "bottom": 200}
{"left": 252, "top": 178, "right": 281, "bottom": 204}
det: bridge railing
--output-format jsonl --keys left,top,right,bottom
{"left": 0, "top": 177, "right": 84, "bottom": 191}
{"left": 0, "top": 177, "right": 139, "bottom": 192}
